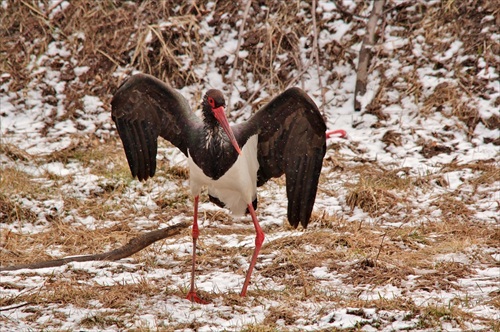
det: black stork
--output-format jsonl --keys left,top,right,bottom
{"left": 111, "top": 73, "right": 327, "bottom": 303}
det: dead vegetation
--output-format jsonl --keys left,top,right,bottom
{"left": 1, "top": 0, "right": 499, "bottom": 331}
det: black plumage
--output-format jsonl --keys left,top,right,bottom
{"left": 111, "top": 73, "right": 326, "bottom": 301}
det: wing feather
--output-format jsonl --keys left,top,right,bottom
{"left": 236, "top": 87, "right": 326, "bottom": 228}
{"left": 111, "top": 73, "right": 201, "bottom": 181}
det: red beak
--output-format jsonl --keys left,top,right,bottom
{"left": 212, "top": 106, "right": 242, "bottom": 155}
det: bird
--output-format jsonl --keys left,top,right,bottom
{"left": 111, "top": 73, "right": 327, "bottom": 304}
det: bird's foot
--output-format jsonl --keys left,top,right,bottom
{"left": 326, "top": 129, "right": 347, "bottom": 139}
{"left": 186, "top": 291, "right": 209, "bottom": 304}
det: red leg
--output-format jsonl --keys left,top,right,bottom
{"left": 185, "top": 195, "right": 208, "bottom": 304}
{"left": 240, "top": 203, "right": 265, "bottom": 297}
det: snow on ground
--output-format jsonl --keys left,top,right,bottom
{"left": 1, "top": 0, "right": 499, "bottom": 331}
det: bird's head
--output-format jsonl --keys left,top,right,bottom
{"left": 202, "top": 89, "right": 242, "bottom": 155}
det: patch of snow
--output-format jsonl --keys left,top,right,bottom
{"left": 434, "top": 252, "right": 470, "bottom": 265}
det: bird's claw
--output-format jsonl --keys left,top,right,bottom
{"left": 186, "top": 291, "right": 209, "bottom": 304}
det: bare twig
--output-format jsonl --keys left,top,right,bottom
{"left": 47, "top": 0, "right": 65, "bottom": 16}
{"left": 97, "top": 49, "right": 121, "bottom": 67}
{"left": 312, "top": 0, "right": 326, "bottom": 115}
{"left": 228, "top": 0, "right": 252, "bottom": 112}
{"left": 331, "top": 0, "right": 369, "bottom": 21}
{"left": 0, "top": 221, "right": 190, "bottom": 272}
{"left": 20, "top": 0, "right": 47, "bottom": 19}
{"left": 232, "top": 80, "right": 269, "bottom": 119}
{"left": 373, "top": 232, "right": 387, "bottom": 266}
{"left": 354, "top": 0, "right": 386, "bottom": 112}
{"left": 0, "top": 302, "right": 30, "bottom": 312}
{"left": 286, "top": 58, "right": 314, "bottom": 89}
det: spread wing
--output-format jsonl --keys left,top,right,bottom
{"left": 111, "top": 73, "right": 201, "bottom": 181}
{"left": 235, "top": 87, "right": 327, "bottom": 228}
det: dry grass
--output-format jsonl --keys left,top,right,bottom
{"left": 1, "top": 0, "right": 499, "bottom": 331}
{"left": 344, "top": 165, "right": 414, "bottom": 216}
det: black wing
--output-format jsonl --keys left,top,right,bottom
{"left": 111, "top": 73, "right": 202, "bottom": 181}
{"left": 234, "top": 87, "right": 327, "bottom": 229}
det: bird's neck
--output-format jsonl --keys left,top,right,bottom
{"left": 202, "top": 104, "right": 218, "bottom": 128}
{"left": 189, "top": 123, "right": 239, "bottom": 181}
{"left": 202, "top": 105, "right": 226, "bottom": 151}
{"left": 204, "top": 124, "right": 225, "bottom": 151}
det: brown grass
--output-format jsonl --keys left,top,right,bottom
{"left": 1, "top": 0, "right": 499, "bottom": 331}
{"left": 0, "top": 193, "right": 37, "bottom": 225}
{"left": 344, "top": 166, "right": 413, "bottom": 216}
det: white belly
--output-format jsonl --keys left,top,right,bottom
{"left": 187, "top": 135, "right": 259, "bottom": 215}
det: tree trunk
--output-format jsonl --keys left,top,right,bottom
{"left": 354, "top": 0, "right": 386, "bottom": 112}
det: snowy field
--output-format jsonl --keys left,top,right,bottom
{"left": 1, "top": 0, "right": 499, "bottom": 331}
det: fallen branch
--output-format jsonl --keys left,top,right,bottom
{"left": 0, "top": 221, "right": 190, "bottom": 272}
{"left": 354, "top": 0, "right": 386, "bottom": 112}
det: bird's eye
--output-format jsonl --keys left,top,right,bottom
{"left": 208, "top": 97, "right": 215, "bottom": 108}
